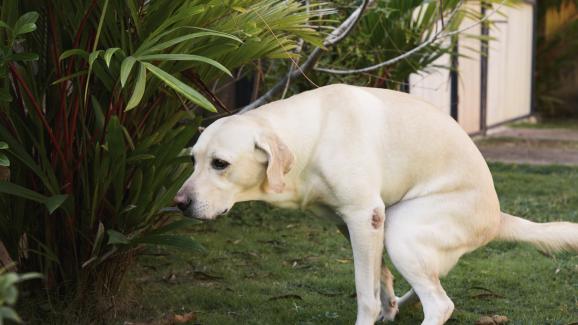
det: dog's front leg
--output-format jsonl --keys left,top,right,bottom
{"left": 340, "top": 204, "right": 386, "bottom": 325}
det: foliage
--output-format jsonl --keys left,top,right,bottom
{"left": 536, "top": 0, "right": 578, "bottom": 116}
{"left": 0, "top": 142, "right": 7, "bottom": 167}
{"left": 0, "top": 0, "right": 324, "bottom": 320}
{"left": 318, "top": 0, "right": 467, "bottom": 88}
{"left": 256, "top": 0, "right": 488, "bottom": 97}
{"left": 0, "top": 266, "right": 41, "bottom": 325}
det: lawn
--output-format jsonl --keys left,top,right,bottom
{"left": 511, "top": 119, "right": 578, "bottom": 130}
{"left": 123, "top": 164, "right": 577, "bottom": 324}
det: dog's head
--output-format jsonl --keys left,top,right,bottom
{"left": 174, "top": 115, "right": 294, "bottom": 220}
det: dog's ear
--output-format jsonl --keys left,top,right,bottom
{"left": 255, "top": 132, "right": 294, "bottom": 193}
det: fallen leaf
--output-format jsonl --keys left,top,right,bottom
{"left": 173, "top": 312, "right": 195, "bottom": 324}
{"left": 492, "top": 315, "right": 509, "bottom": 324}
{"left": 475, "top": 314, "right": 509, "bottom": 325}
{"left": 476, "top": 315, "right": 496, "bottom": 325}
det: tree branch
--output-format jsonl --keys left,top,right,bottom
{"left": 239, "top": 0, "right": 373, "bottom": 113}
{"left": 315, "top": 0, "right": 506, "bottom": 75}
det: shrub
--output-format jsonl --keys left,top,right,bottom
{"left": 0, "top": 0, "right": 324, "bottom": 320}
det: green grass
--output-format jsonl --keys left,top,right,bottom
{"left": 475, "top": 137, "right": 578, "bottom": 149}
{"left": 511, "top": 119, "right": 578, "bottom": 130}
{"left": 119, "top": 163, "right": 578, "bottom": 325}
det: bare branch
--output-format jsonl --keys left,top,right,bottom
{"left": 239, "top": 0, "right": 374, "bottom": 113}
{"left": 315, "top": 0, "right": 506, "bottom": 75}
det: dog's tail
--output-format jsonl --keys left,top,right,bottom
{"left": 496, "top": 212, "right": 578, "bottom": 254}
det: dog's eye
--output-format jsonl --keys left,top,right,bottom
{"left": 211, "top": 158, "right": 230, "bottom": 170}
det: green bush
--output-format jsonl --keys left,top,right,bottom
{"left": 536, "top": 0, "right": 578, "bottom": 117}
{"left": 0, "top": 0, "right": 323, "bottom": 320}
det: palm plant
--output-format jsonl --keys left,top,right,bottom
{"left": 318, "top": 0, "right": 482, "bottom": 89}
{"left": 259, "top": 0, "right": 513, "bottom": 99}
{"left": 0, "top": 0, "right": 324, "bottom": 318}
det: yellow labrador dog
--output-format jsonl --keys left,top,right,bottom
{"left": 174, "top": 84, "right": 578, "bottom": 325}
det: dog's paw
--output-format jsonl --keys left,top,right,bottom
{"left": 377, "top": 298, "right": 399, "bottom": 322}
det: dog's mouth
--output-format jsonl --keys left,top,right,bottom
{"left": 180, "top": 208, "right": 230, "bottom": 221}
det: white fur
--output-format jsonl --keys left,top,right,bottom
{"left": 174, "top": 84, "right": 578, "bottom": 325}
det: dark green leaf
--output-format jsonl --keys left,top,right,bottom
{"left": 90, "top": 223, "right": 106, "bottom": 257}
{"left": 88, "top": 50, "right": 103, "bottom": 67}
{"left": 126, "top": 154, "right": 155, "bottom": 163}
{"left": 0, "top": 181, "right": 47, "bottom": 204}
{"left": 59, "top": 49, "right": 89, "bottom": 61}
{"left": 0, "top": 306, "right": 22, "bottom": 323}
{"left": 44, "top": 195, "right": 68, "bottom": 214}
{"left": 13, "top": 12, "right": 38, "bottom": 36}
{"left": 0, "top": 153, "right": 9, "bottom": 167}
{"left": 137, "top": 54, "right": 232, "bottom": 77}
{"left": 3, "top": 285, "right": 18, "bottom": 305}
{"left": 0, "top": 182, "right": 66, "bottom": 213}
{"left": 144, "top": 30, "right": 242, "bottom": 54}
{"left": 142, "top": 62, "right": 216, "bottom": 112}
{"left": 16, "top": 272, "right": 42, "bottom": 282}
{"left": 104, "top": 47, "right": 121, "bottom": 67}
{"left": 14, "top": 23, "right": 36, "bottom": 35}
{"left": 51, "top": 70, "right": 88, "bottom": 85}
{"left": 107, "top": 230, "right": 129, "bottom": 245}
{"left": 125, "top": 63, "right": 146, "bottom": 111}
{"left": 0, "top": 21, "right": 11, "bottom": 30}
{"left": 120, "top": 56, "right": 136, "bottom": 88}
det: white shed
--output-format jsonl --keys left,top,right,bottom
{"left": 409, "top": 1, "right": 536, "bottom": 135}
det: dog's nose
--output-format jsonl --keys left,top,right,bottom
{"left": 176, "top": 199, "right": 191, "bottom": 212}
{"left": 173, "top": 193, "right": 192, "bottom": 212}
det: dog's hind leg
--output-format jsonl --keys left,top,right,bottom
{"left": 378, "top": 265, "right": 399, "bottom": 321}
{"left": 384, "top": 201, "right": 475, "bottom": 325}
{"left": 387, "top": 232, "right": 456, "bottom": 325}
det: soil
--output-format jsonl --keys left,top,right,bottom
{"left": 475, "top": 126, "right": 578, "bottom": 166}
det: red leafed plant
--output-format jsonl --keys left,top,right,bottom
{"left": 0, "top": 0, "right": 325, "bottom": 320}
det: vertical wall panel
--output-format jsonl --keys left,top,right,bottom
{"left": 487, "top": 4, "right": 533, "bottom": 126}
{"left": 457, "top": 4, "right": 482, "bottom": 133}
{"left": 409, "top": 54, "right": 452, "bottom": 115}
{"left": 409, "top": 3, "right": 534, "bottom": 132}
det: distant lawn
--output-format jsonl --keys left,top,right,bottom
{"left": 512, "top": 119, "right": 578, "bottom": 130}
{"left": 123, "top": 163, "right": 578, "bottom": 325}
